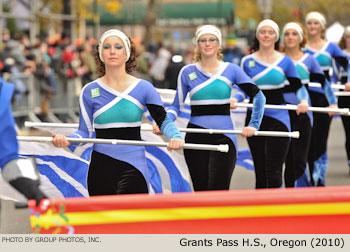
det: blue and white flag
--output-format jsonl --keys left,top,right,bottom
{"left": 13, "top": 125, "right": 193, "bottom": 199}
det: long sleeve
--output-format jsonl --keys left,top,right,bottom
{"left": 235, "top": 66, "right": 265, "bottom": 130}
{"left": 0, "top": 81, "right": 19, "bottom": 168}
{"left": 233, "top": 85, "right": 247, "bottom": 102}
{"left": 327, "top": 43, "right": 348, "bottom": 80}
{"left": 324, "top": 79, "right": 337, "bottom": 105}
{"left": 147, "top": 104, "right": 183, "bottom": 140}
{"left": 67, "top": 86, "right": 95, "bottom": 146}
{"left": 248, "top": 90, "right": 265, "bottom": 129}
{"left": 296, "top": 85, "right": 309, "bottom": 101}
{"left": 332, "top": 43, "right": 348, "bottom": 71}
{"left": 167, "top": 66, "right": 190, "bottom": 121}
{"left": 145, "top": 83, "right": 183, "bottom": 140}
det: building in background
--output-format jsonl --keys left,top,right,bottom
{"left": 86, "top": 0, "right": 235, "bottom": 51}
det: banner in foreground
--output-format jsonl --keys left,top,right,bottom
{"left": 29, "top": 186, "right": 350, "bottom": 234}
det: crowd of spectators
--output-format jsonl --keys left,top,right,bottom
{"left": 1, "top": 28, "right": 247, "bottom": 121}
{"left": 0, "top": 28, "right": 97, "bottom": 116}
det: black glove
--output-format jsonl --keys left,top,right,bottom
{"left": 9, "top": 177, "right": 47, "bottom": 205}
{"left": 2, "top": 157, "right": 47, "bottom": 205}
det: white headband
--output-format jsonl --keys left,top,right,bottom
{"left": 305, "top": 12, "right": 326, "bottom": 29}
{"left": 256, "top": 19, "right": 280, "bottom": 41}
{"left": 98, "top": 29, "right": 131, "bottom": 62}
{"left": 283, "top": 22, "right": 304, "bottom": 42}
{"left": 194, "top": 25, "right": 222, "bottom": 47}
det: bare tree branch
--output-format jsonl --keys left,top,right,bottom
{"left": 143, "top": 0, "right": 156, "bottom": 49}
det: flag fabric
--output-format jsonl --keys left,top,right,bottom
{"left": 295, "top": 169, "right": 312, "bottom": 187}
{"left": 1, "top": 89, "right": 254, "bottom": 201}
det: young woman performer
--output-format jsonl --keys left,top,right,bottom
{"left": 238, "top": 19, "right": 308, "bottom": 189}
{"left": 336, "top": 26, "right": 350, "bottom": 173}
{"left": 52, "top": 29, "right": 184, "bottom": 196}
{"left": 282, "top": 22, "right": 325, "bottom": 187}
{"left": 304, "top": 12, "right": 348, "bottom": 185}
{"left": 155, "top": 25, "right": 266, "bottom": 191}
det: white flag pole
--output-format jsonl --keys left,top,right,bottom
{"left": 233, "top": 103, "right": 350, "bottom": 116}
{"left": 140, "top": 124, "right": 299, "bottom": 138}
{"left": 160, "top": 98, "right": 350, "bottom": 115}
{"left": 334, "top": 91, "right": 350, "bottom": 96}
{"left": 17, "top": 136, "right": 229, "bottom": 153}
{"left": 25, "top": 121, "right": 78, "bottom": 128}
{"left": 307, "top": 82, "right": 346, "bottom": 89}
{"left": 25, "top": 122, "right": 299, "bottom": 138}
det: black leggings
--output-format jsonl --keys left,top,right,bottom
{"left": 87, "top": 150, "right": 148, "bottom": 196}
{"left": 284, "top": 112, "right": 312, "bottom": 187}
{"left": 308, "top": 92, "right": 332, "bottom": 185}
{"left": 247, "top": 115, "right": 290, "bottom": 189}
{"left": 338, "top": 96, "right": 350, "bottom": 162}
{"left": 184, "top": 123, "right": 236, "bottom": 191}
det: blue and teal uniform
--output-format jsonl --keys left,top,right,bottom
{"left": 0, "top": 79, "right": 19, "bottom": 169}
{"left": 239, "top": 53, "right": 305, "bottom": 188}
{"left": 284, "top": 53, "right": 326, "bottom": 187}
{"left": 167, "top": 62, "right": 265, "bottom": 191}
{"left": 69, "top": 78, "right": 183, "bottom": 195}
{"left": 304, "top": 42, "right": 348, "bottom": 185}
{"left": 332, "top": 50, "right": 350, "bottom": 170}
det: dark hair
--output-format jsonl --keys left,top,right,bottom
{"left": 94, "top": 37, "right": 138, "bottom": 77}
{"left": 250, "top": 36, "right": 280, "bottom": 52}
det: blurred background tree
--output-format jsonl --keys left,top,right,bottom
{"left": 40, "top": 0, "right": 122, "bottom": 38}
{"left": 234, "top": 0, "right": 260, "bottom": 31}
{"left": 270, "top": 0, "right": 350, "bottom": 26}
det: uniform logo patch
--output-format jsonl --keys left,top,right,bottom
{"left": 188, "top": 72, "right": 198, "bottom": 80}
{"left": 248, "top": 60, "right": 255, "bottom": 67}
{"left": 91, "top": 88, "right": 101, "bottom": 98}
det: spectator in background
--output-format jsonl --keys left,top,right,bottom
{"left": 32, "top": 41, "right": 58, "bottom": 117}
{"left": 182, "top": 47, "right": 195, "bottom": 65}
{"left": 149, "top": 42, "right": 171, "bottom": 88}
{"left": 164, "top": 47, "right": 195, "bottom": 90}
{"left": 62, "top": 43, "right": 75, "bottom": 74}
{"left": 1, "top": 57, "right": 27, "bottom": 104}
{"left": 164, "top": 50, "right": 185, "bottom": 90}
{"left": 0, "top": 35, "right": 27, "bottom": 72}
{"left": 222, "top": 34, "right": 245, "bottom": 65}
{"left": 77, "top": 42, "right": 97, "bottom": 85}
{"left": 0, "top": 28, "right": 11, "bottom": 53}
{"left": 134, "top": 42, "right": 151, "bottom": 82}
{"left": 24, "top": 53, "right": 36, "bottom": 75}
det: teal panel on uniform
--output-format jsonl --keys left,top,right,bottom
{"left": 255, "top": 68, "right": 286, "bottom": 86}
{"left": 316, "top": 54, "right": 332, "bottom": 67}
{"left": 296, "top": 65, "right": 310, "bottom": 80}
{"left": 191, "top": 79, "right": 231, "bottom": 100}
{"left": 95, "top": 99, "right": 143, "bottom": 124}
